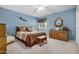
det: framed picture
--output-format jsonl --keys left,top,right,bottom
{"left": 55, "top": 17, "right": 63, "bottom": 27}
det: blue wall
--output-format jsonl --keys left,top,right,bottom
{"left": 0, "top": 7, "right": 76, "bottom": 40}
{"left": 45, "top": 9, "right": 76, "bottom": 40}
{"left": 0, "top": 7, "right": 37, "bottom": 35}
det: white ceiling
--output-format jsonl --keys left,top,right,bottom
{"left": 0, "top": 5, "right": 76, "bottom": 18}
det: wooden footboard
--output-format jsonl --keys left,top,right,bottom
{"left": 25, "top": 32, "right": 47, "bottom": 47}
{"left": 16, "top": 32, "right": 47, "bottom": 47}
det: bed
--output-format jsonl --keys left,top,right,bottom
{"left": 16, "top": 26, "right": 47, "bottom": 47}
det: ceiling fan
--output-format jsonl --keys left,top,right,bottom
{"left": 33, "top": 5, "right": 49, "bottom": 13}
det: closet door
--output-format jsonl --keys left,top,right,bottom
{"left": 76, "top": 6, "right": 79, "bottom": 47}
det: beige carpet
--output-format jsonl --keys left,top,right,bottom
{"left": 7, "top": 37, "right": 79, "bottom": 54}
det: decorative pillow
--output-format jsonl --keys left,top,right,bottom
{"left": 27, "top": 27, "right": 32, "bottom": 32}
{"left": 17, "top": 26, "right": 33, "bottom": 32}
{"left": 19, "top": 27, "right": 27, "bottom": 31}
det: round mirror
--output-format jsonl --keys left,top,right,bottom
{"left": 55, "top": 17, "right": 63, "bottom": 27}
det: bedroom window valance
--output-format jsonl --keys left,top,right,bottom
{"left": 37, "top": 18, "right": 47, "bottom": 22}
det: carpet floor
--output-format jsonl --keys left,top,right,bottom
{"left": 7, "top": 37, "right": 79, "bottom": 54}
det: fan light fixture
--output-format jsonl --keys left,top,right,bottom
{"left": 34, "top": 5, "right": 47, "bottom": 12}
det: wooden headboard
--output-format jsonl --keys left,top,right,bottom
{"left": 16, "top": 26, "right": 29, "bottom": 32}
{"left": 16, "top": 26, "right": 33, "bottom": 32}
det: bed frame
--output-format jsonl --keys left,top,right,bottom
{"left": 16, "top": 26, "right": 47, "bottom": 47}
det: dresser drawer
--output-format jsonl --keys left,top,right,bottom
{"left": 49, "top": 30, "right": 68, "bottom": 41}
{"left": 0, "top": 32, "right": 6, "bottom": 36}
{"left": 49, "top": 31, "right": 54, "bottom": 38}
{"left": 0, "top": 25, "right": 5, "bottom": 31}
{"left": 0, "top": 24, "right": 6, "bottom": 36}
{"left": 0, "top": 37, "right": 6, "bottom": 54}
{"left": 59, "top": 32, "right": 67, "bottom": 38}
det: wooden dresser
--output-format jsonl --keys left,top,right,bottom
{"left": 0, "top": 23, "right": 6, "bottom": 54}
{"left": 49, "top": 30, "right": 68, "bottom": 41}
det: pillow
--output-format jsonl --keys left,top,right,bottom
{"left": 27, "top": 27, "right": 32, "bottom": 32}
{"left": 17, "top": 27, "right": 32, "bottom": 32}
{"left": 19, "top": 27, "right": 28, "bottom": 31}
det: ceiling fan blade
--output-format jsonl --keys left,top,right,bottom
{"left": 44, "top": 7, "right": 53, "bottom": 11}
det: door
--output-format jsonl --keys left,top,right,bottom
{"left": 76, "top": 5, "right": 79, "bottom": 47}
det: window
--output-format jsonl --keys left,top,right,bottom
{"left": 38, "top": 22, "right": 47, "bottom": 30}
